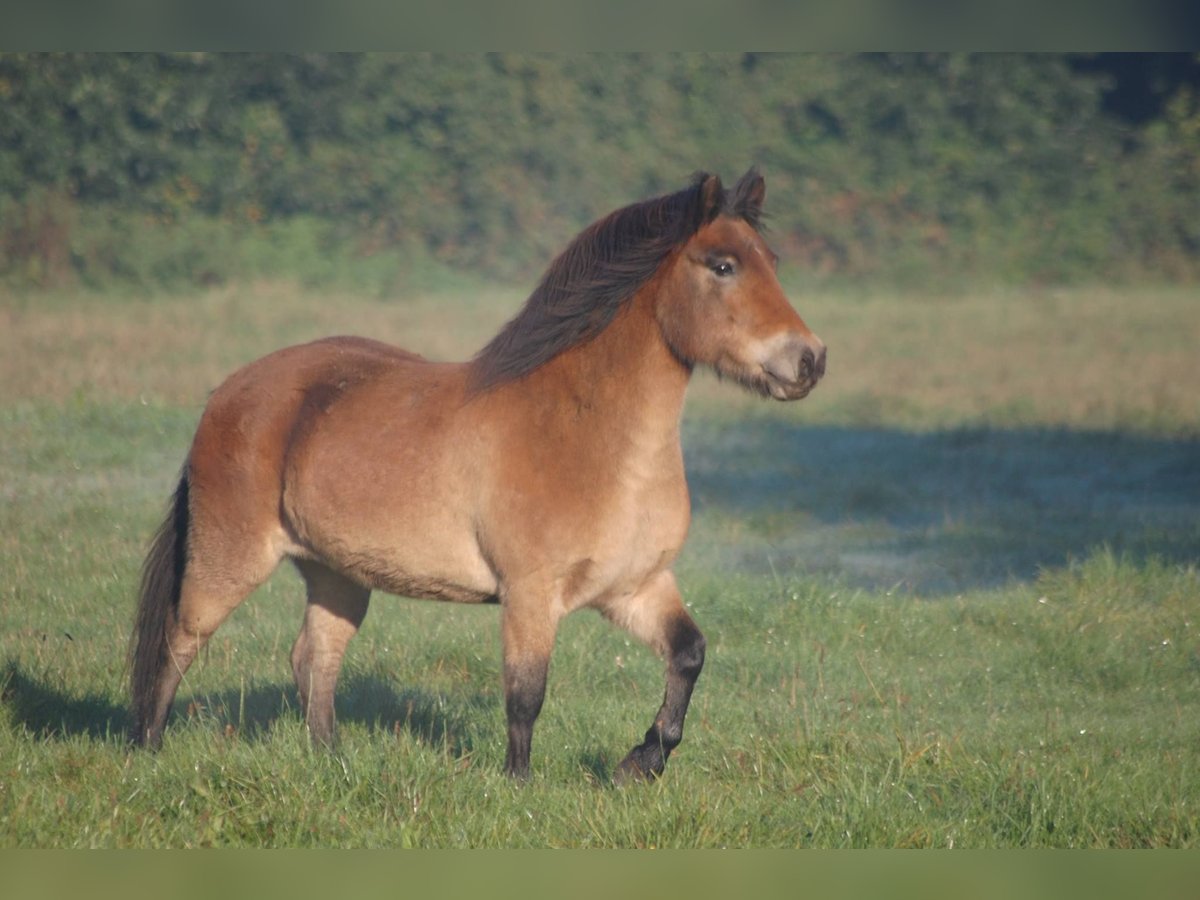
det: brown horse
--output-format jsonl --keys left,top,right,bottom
{"left": 129, "top": 168, "right": 825, "bottom": 781}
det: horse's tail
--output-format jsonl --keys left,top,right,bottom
{"left": 129, "top": 467, "right": 190, "bottom": 745}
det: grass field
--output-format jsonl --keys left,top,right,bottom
{"left": 1, "top": 279, "right": 1198, "bottom": 847}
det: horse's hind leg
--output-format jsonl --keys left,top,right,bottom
{"left": 290, "top": 560, "right": 370, "bottom": 747}
{"left": 131, "top": 468, "right": 287, "bottom": 747}
{"left": 137, "top": 553, "right": 277, "bottom": 748}
{"left": 600, "top": 570, "right": 706, "bottom": 783}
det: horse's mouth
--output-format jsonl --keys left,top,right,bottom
{"left": 760, "top": 359, "right": 822, "bottom": 401}
{"left": 763, "top": 373, "right": 816, "bottom": 401}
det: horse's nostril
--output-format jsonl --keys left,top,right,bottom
{"left": 815, "top": 345, "right": 826, "bottom": 379}
{"left": 800, "top": 347, "right": 816, "bottom": 380}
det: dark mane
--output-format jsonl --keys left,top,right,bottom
{"left": 467, "top": 168, "right": 765, "bottom": 393}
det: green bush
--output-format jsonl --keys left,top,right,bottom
{"left": 2, "top": 53, "right": 1197, "bottom": 291}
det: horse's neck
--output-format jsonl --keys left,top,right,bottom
{"left": 563, "top": 293, "right": 690, "bottom": 434}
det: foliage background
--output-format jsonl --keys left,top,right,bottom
{"left": 2, "top": 52, "right": 1199, "bottom": 291}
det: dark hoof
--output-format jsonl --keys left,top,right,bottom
{"left": 129, "top": 724, "right": 164, "bottom": 751}
{"left": 613, "top": 746, "right": 665, "bottom": 785}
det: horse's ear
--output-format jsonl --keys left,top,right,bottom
{"left": 734, "top": 167, "right": 766, "bottom": 220}
{"left": 699, "top": 174, "right": 724, "bottom": 220}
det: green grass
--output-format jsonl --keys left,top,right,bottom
{"left": 1, "top": 282, "right": 1198, "bottom": 847}
{"left": 2, "top": 557, "right": 1196, "bottom": 847}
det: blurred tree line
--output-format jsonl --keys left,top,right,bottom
{"left": 2, "top": 52, "right": 1198, "bottom": 291}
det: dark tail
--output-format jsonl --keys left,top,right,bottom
{"left": 129, "top": 469, "right": 190, "bottom": 745}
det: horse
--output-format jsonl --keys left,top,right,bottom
{"left": 129, "top": 168, "right": 826, "bottom": 782}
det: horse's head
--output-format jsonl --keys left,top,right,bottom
{"left": 656, "top": 169, "right": 826, "bottom": 401}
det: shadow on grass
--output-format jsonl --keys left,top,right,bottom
{"left": 1, "top": 662, "right": 128, "bottom": 741}
{"left": 577, "top": 749, "right": 615, "bottom": 785}
{"left": 1, "top": 661, "right": 481, "bottom": 757}
{"left": 683, "top": 422, "right": 1200, "bottom": 594}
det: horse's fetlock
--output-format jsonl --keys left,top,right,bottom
{"left": 652, "top": 719, "right": 683, "bottom": 750}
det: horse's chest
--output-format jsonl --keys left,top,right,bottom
{"left": 487, "top": 420, "right": 690, "bottom": 603}
{"left": 628, "top": 469, "right": 689, "bottom": 547}
{"left": 582, "top": 458, "right": 690, "bottom": 584}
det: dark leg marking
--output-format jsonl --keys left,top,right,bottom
{"left": 504, "top": 658, "right": 549, "bottom": 779}
{"left": 615, "top": 615, "right": 706, "bottom": 784}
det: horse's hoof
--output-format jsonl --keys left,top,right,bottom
{"left": 612, "top": 751, "right": 662, "bottom": 786}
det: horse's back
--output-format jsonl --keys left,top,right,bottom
{"left": 193, "top": 336, "right": 424, "bottom": 476}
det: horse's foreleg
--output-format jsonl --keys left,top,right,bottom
{"left": 603, "top": 571, "right": 706, "bottom": 783}
{"left": 500, "top": 596, "right": 560, "bottom": 778}
{"left": 291, "top": 561, "right": 370, "bottom": 748}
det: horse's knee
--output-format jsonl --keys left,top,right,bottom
{"left": 504, "top": 658, "right": 548, "bottom": 726}
{"left": 669, "top": 618, "right": 705, "bottom": 681}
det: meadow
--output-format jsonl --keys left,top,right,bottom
{"left": 1, "top": 279, "right": 1198, "bottom": 847}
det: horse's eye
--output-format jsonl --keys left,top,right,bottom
{"left": 711, "top": 261, "right": 735, "bottom": 277}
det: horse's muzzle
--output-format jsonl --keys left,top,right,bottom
{"left": 760, "top": 334, "right": 826, "bottom": 401}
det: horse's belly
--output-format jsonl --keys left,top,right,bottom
{"left": 348, "top": 555, "right": 499, "bottom": 604}
{"left": 282, "top": 435, "right": 499, "bottom": 603}
{"left": 326, "top": 531, "right": 501, "bottom": 604}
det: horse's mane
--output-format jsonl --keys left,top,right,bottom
{"left": 467, "top": 168, "right": 766, "bottom": 393}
